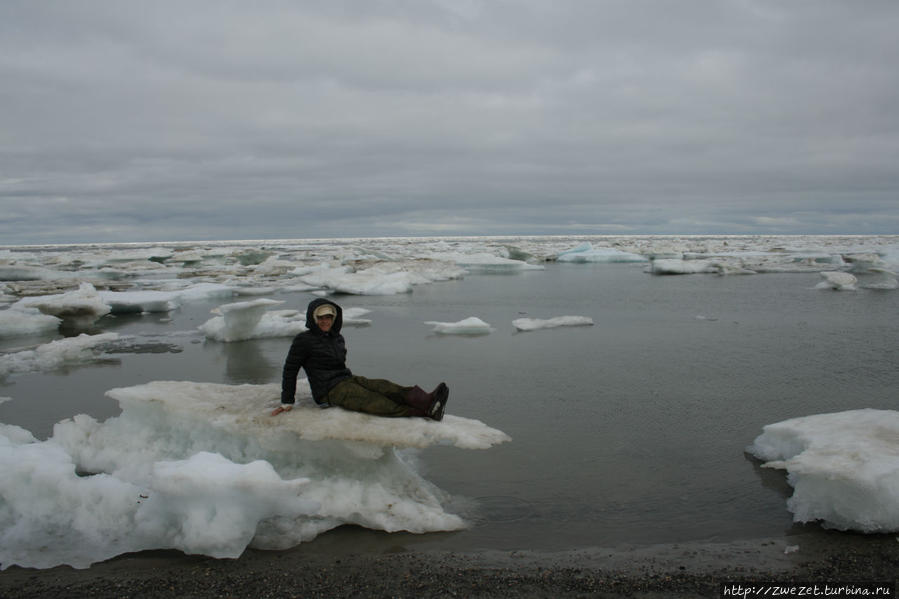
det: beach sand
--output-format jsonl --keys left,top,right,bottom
{"left": 2, "top": 531, "right": 897, "bottom": 598}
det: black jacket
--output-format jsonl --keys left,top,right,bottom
{"left": 281, "top": 298, "right": 353, "bottom": 404}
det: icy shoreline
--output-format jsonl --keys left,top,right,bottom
{"left": 2, "top": 234, "right": 898, "bottom": 572}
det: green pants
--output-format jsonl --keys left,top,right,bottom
{"left": 324, "top": 375, "right": 415, "bottom": 417}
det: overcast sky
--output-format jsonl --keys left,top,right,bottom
{"left": 2, "top": 1, "right": 898, "bottom": 245}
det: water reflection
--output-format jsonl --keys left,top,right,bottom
{"left": 218, "top": 340, "right": 278, "bottom": 384}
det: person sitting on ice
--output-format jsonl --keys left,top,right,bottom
{"left": 272, "top": 298, "right": 449, "bottom": 420}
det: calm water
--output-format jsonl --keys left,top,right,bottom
{"left": 2, "top": 262, "right": 897, "bottom": 552}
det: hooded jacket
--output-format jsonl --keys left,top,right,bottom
{"left": 281, "top": 298, "right": 353, "bottom": 405}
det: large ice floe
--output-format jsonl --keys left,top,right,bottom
{"left": 747, "top": 409, "right": 899, "bottom": 533}
{"left": 0, "top": 380, "right": 510, "bottom": 569}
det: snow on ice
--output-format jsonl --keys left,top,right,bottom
{"left": 748, "top": 409, "right": 899, "bottom": 533}
{"left": 0, "top": 380, "right": 509, "bottom": 569}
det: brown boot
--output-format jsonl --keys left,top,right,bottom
{"left": 404, "top": 384, "right": 448, "bottom": 421}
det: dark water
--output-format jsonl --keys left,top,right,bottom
{"left": 2, "top": 262, "right": 897, "bottom": 552}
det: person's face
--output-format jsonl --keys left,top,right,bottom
{"left": 316, "top": 314, "right": 334, "bottom": 332}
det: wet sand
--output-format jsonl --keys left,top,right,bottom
{"left": 2, "top": 532, "right": 897, "bottom": 598}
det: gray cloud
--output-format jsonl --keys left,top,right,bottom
{"left": 1, "top": 0, "right": 898, "bottom": 244}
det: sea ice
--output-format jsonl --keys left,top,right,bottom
{"left": 298, "top": 265, "right": 420, "bottom": 295}
{"left": 816, "top": 271, "right": 857, "bottom": 290}
{"left": 649, "top": 258, "right": 754, "bottom": 275}
{"left": 425, "top": 251, "right": 543, "bottom": 273}
{"left": 0, "top": 380, "right": 509, "bottom": 569}
{"left": 0, "top": 306, "right": 62, "bottom": 337}
{"left": 99, "top": 290, "right": 180, "bottom": 314}
{"left": 861, "top": 269, "right": 899, "bottom": 290}
{"left": 748, "top": 409, "right": 899, "bottom": 533}
{"left": 198, "top": 298, "right": 300, "bottom": 342}
{"left": 342, "top": 307, "right": 373, "bottom": 326}
{"left": 555, "top": 242, "right": 647, "bottom": 263}
{"left": 424, "top": 317, "right": 493, "bottom": 335}
{"left": 0, "top": 333, "right": 119, "bottom": 378}
{"left": 13, "top": 282, "right": 111, "bottom": 326}
{"left": 512, "top": 316, "right": 594, "bottom": 331}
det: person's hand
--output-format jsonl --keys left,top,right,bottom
{"left": 271, "top": 405, "right": 293, "bottom": 416}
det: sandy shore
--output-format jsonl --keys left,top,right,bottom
{"left": 2, "top": 531, "right": 897, "bottom": 598}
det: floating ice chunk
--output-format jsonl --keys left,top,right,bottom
{"left": 99, "top": 290, "right": 180, "bottom": 314}
{"left": 513, "top": 316, "right": 594, "bottom": 331}
{"left": 205, "top": 309, "right": 305, "bottom": 342}
{"left": 198, "top": 298, "right": 289, "bottom": 342}
{"left": 425, "top": 317, "right": 493, "bottom": 335}
{"left": 860, "top": 268, "right": 898, "bottom": 290}
{"left": 0, "top": 307, "right": 61, "bottom": 337}
{"left": 427, "top": 252, "right": 542, "bottom": 273}
{"left": 843, "top": 253, "right": 887, "bottom": 273}
{"left": 748, "top": 409, "right": 899, "bottom": 533}
{"left": 0, "top": 333, "right": 119, "bottom": 378}
{"left": 342, "top": 307, "right": 372, "bottom": 326}
{"left": 816, "top": 271, "right": 857, "bottom": 290}
{"left": 13, "top": 282, "right": 111, "bottom": 325}
{"left": 556, "top": 242, "right": 647, "bottom": 263}
{"left": 251, "top": 256, "right": 298, "bottom": 275}
{"left": 299, "top": 260, "right": 465, "bottom": 295}
{"left": 0, "top": 380, "right": 508, "bottom": 569}
{"left": 300, "top": 266, "right": 415, "bottom": 295}
{"left": 649, "top": 259, "right": 753, "bottom": 275}
{"left": 232, "top": 249, "right": 273, "bottom": 266}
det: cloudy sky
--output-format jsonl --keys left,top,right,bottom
{"left": 2, "top": 1, "right": 898, "bottom": 245}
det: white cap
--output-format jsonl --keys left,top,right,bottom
{"left": 313, "top": 304, "right": 337, "bottom": 319}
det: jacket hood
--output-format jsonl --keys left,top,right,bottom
{"left": 305, "top": 298, "right": 343, "bottom": 333}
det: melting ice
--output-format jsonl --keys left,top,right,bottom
{"left": 1, "top": 234, "right": 899, "bottom": 568}
{"left": 748, "top": 410, "right": 899, "bottom": 533}
{"left": 0, "top": 380, "right": 509, "bottom": 569}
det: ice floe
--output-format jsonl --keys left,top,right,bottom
{"left": 0, "top": 333, "right": 119, "bottom": 378}
{"left": 424, "top": 317, "right": 493, "bottom": 335}
{"left": 816, "top": 271, "right": 858, "bottom": 291}
{"left": 555, "top": 242, "right": 647, "bottom": 263}
{"left": 12, "top": 282, "right": 111, "bottom": 326}
{"left": 748, "top": 409, "right": 899, "bottom": 533}
{"left": 0, "top": 307, "right": 62, "bottom": 338}
{"left": 0, "top": 380, "right": 509, "bottom": 569}
{"left": 512, "top": 316, "right": 594, "bottom": 331}
{"left": 199, "top": 299, "right": 295, "bottom": 342}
